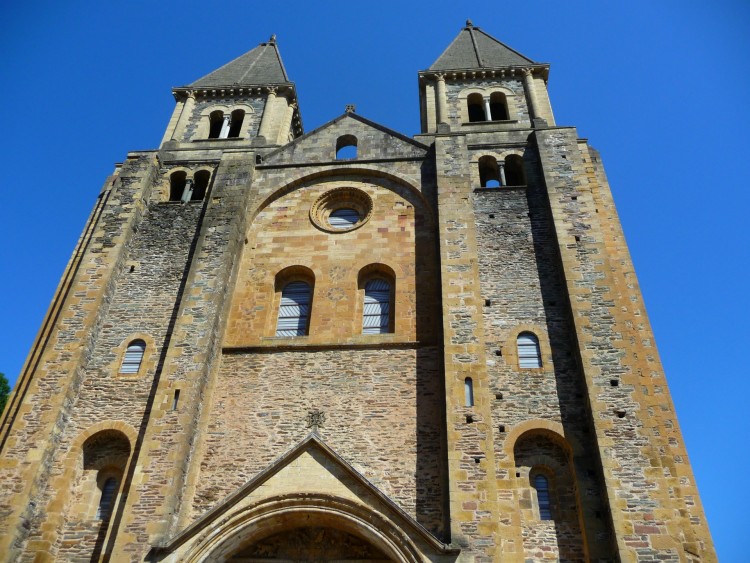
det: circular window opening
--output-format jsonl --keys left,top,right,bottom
{"left": 310, "top": 187, "right": 373, "bottom": 233}
{"left": 329, "top": 208, "right": 360, "bottom": 229}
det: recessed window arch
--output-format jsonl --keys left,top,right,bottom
{"left": 467, "top": 93, "right": 486, "bottom": 122}
{"left": 96, "top": 476, "right": 118, "bottom": 520}
{"left": 464, "top": 377, "right": 474, "bottom": 407}
{"left": 208, "top": 110, "right": 225, "bottom": 139}
{"left": 362, "top": 278, "right": 392, "bottom": 334}
{"left": 517, "top": 332, "right": 542, "bottom": 368}
{"left": 228, "top": 109, "right": 245, "bottom": 138}
{"left": 336, "top": 135, "right": 358, "bottom": 159}
{"left": 532, "top": 473, "right": 553, "bottom": 520}
{"left": 192, "top": 170, "right": 211, "bottom": 201}
{"left": 504, "top": 154, "right": 526, "bottom": 186}
{"left": 274, "top": 267, "right": 315, "bottom": 337}
{"left": 120, "top": 339, "right": 146, "bottom": 374}
{"left": 478, "top": 155, "right": 500, "bottom": 188}
{"left": 169, "top": 171, "right": 187, "bottom": 202}
{"left": 358, "top": 265, "right": 395, "bottom": 335}
{"left": 489, "top": 91, "right": 509, "bottom": 121}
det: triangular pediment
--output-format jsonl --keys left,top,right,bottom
{"left": 262, "top": 112, "right": 429, "bottom": 165}
{"left": 151, "top": 434, "right": 456, "bottom": 560}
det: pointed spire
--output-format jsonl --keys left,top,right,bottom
{"left": 428, "top": 22, "right": 536, "bottom": 70}
{"left": 189, "top": 37, "right": 290, "bottom": 87}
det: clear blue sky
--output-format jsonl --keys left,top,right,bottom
{"left": 1, "top": 1, "right": 747, "bottom": 558}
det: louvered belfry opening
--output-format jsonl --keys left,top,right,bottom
{"left": 362, "top": 278, "right": 391, "bottom": 334}
{"left": 120, "top": 340, "right": 146, "bottom": 374}
{"left": 517, "top": 332, "right": 541, "bottom": 368}
{"left": 276, "top": 281, "right": 312, "bottom": 337}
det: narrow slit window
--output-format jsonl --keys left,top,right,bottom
{"left": 464, "top": 377, "right": 474, "bottom": 407}
{"left": 533, "top": 474, "right": 552, "bottom": 520}
{"left": 120, "top": 340, "right": 146, "bottom": 374}
{"left": 362, "top": 279, "right": 391, "bottom": 334}
{"left": 276, "top": 282, "right": 312, "bottom": 337}
{"left": 517, "top": 332, "right": 542, "bottom": 368}
{"left": 96, "top": 477, "right": 118, "bottom": 520}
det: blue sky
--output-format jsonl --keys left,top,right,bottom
{"left": 1, "top": 1, "right": 748, "bottom": 558}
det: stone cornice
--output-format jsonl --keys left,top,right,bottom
{"left": 172, "top": 83, "right": 297, "bottom": 101}
{"left": 419, "top": 64, "right": 550, "bottom": 82}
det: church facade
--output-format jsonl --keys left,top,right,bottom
{"left": 0, "top": 23, "right": 715, "bottom": 562}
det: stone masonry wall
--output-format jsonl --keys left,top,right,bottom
{"left": 194, "top": 346, "right": 445, "bottom": 535}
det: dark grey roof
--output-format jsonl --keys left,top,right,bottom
{"left": 428, "top": 22, "right": 535, "bottom": 70}
{"left": 190, "top": 38, "right": 290, "bottom": 87}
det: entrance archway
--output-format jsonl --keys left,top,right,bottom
{"left": 183, "top": 495, "right": 422, "bottom": 563}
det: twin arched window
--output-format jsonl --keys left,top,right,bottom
{"left": 274, "top": 271, "right": 394, "bottom": 337}
{"left": 467, "top": 92, "right": 510, "bottom": 122}
{"left": 120, "top": 340, "right": 146, "bottom": 374}
{"left": 478, "top": 154, "right": 526, "bottom": 188}
{"left": 169, "top": 170, "right": 211, "bottom": 202}
{"left": 208, "top": 109, "right": 245, "bottom": 139}
{"left": 517, "top": 332, "right": 542, "bottom": 368}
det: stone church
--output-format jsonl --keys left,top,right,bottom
{"left": 0, "top": 22, "right": 715, "bottom": 562}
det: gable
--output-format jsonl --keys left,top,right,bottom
{"left": 262, "top": 113, "right": 429, "bottom": 165}
{"left": 151, "top": 434, "right": 456, "bottom": 561}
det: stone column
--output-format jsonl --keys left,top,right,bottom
{"left": 218, "top": 115, "right": 231, "bottom": 139}
{"left": 257, "top": 87, "right": 278, "bottom": 141}
{"left": 522, "top": 68, "right": 539, "bottom": 121}
{"left": 180, "top": 178, "right": 194, "bottom": 203}
{"left": 484, "top": 96, "right": 492, "bottom": 121}
{"left": 172, "top": 91, "right": 196, "bottom": 141}
{"left": 435, "top": 74, "right": 447, "bottom": 124}
{"left": 499, "top": 162, "right": 506, "bottom": 186}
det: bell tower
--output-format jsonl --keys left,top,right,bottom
{"left": 161, "top": 35, "right": 302, "bottom": 150}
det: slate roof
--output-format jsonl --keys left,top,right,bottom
{"left": 190, "top": 37, "right": 290, "bottom": 87}
{"left": 428, "top": 21, "right": 536, "bottom": 70}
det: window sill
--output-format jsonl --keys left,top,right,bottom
{"left": 474, "top": 185, "right": 527, "bottom": 192}
{"left": 191, "top": 137, "right": 244, "bottom": 143}
{"left": 464, "top": 119, "right": 519, "bottom": 125}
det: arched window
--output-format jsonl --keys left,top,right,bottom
{"left": 533, "top": 474, "right": 552, "bottom": 520}
{"left": 336, "top": 135, "right": 358, "bottom": 159}
{"left": 228, "top": 109, "right": 245, "bottom": 138}
{"left": 120, "top": 340, "right": 146, "bottom": 374}
{"left": 478, "top": 156, "right": 500, "bottom": 187}
{"left": 208, "top": 110, "right": 225, "bottom": 139}
{"left": 464, "top": 377, "right": 474, "bottom": 407}
{"left": 192, "top": 170, "right": 211, "bottom": 201}
{"left": 517, "top": 332, "right": 541, "bottom": 368}
{"left": 276, "top": 281, "right": 312, "bottom": 337}
{"left": 490, "top": 92, "right": 509, "bottom": 121}
{"left": 467, "top": 93, "right": 486, "bottom": 122}
{"left": 96, "top": 477, "right": 118, "bottom": 520}
{"left": 169, "top": 171, "right": 187, "bottom": 202}
{"left": 504, "top": 154, "right": 526, "bottom": 186}
{"left": 362, "top": 278, "right": 392, "bottom": 334}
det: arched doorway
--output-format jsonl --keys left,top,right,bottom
{"left": 228, "top": 525, "right": 391, "bottom": 561}
{"left": 183, "top": 495, "right": 423, "bottom": 563}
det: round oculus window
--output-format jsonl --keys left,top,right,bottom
{"left": 310, "top": 187, "right": 373, "bottom": 233}
{"left": 328, "top": 208, "right": 360, "bottom": 229}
